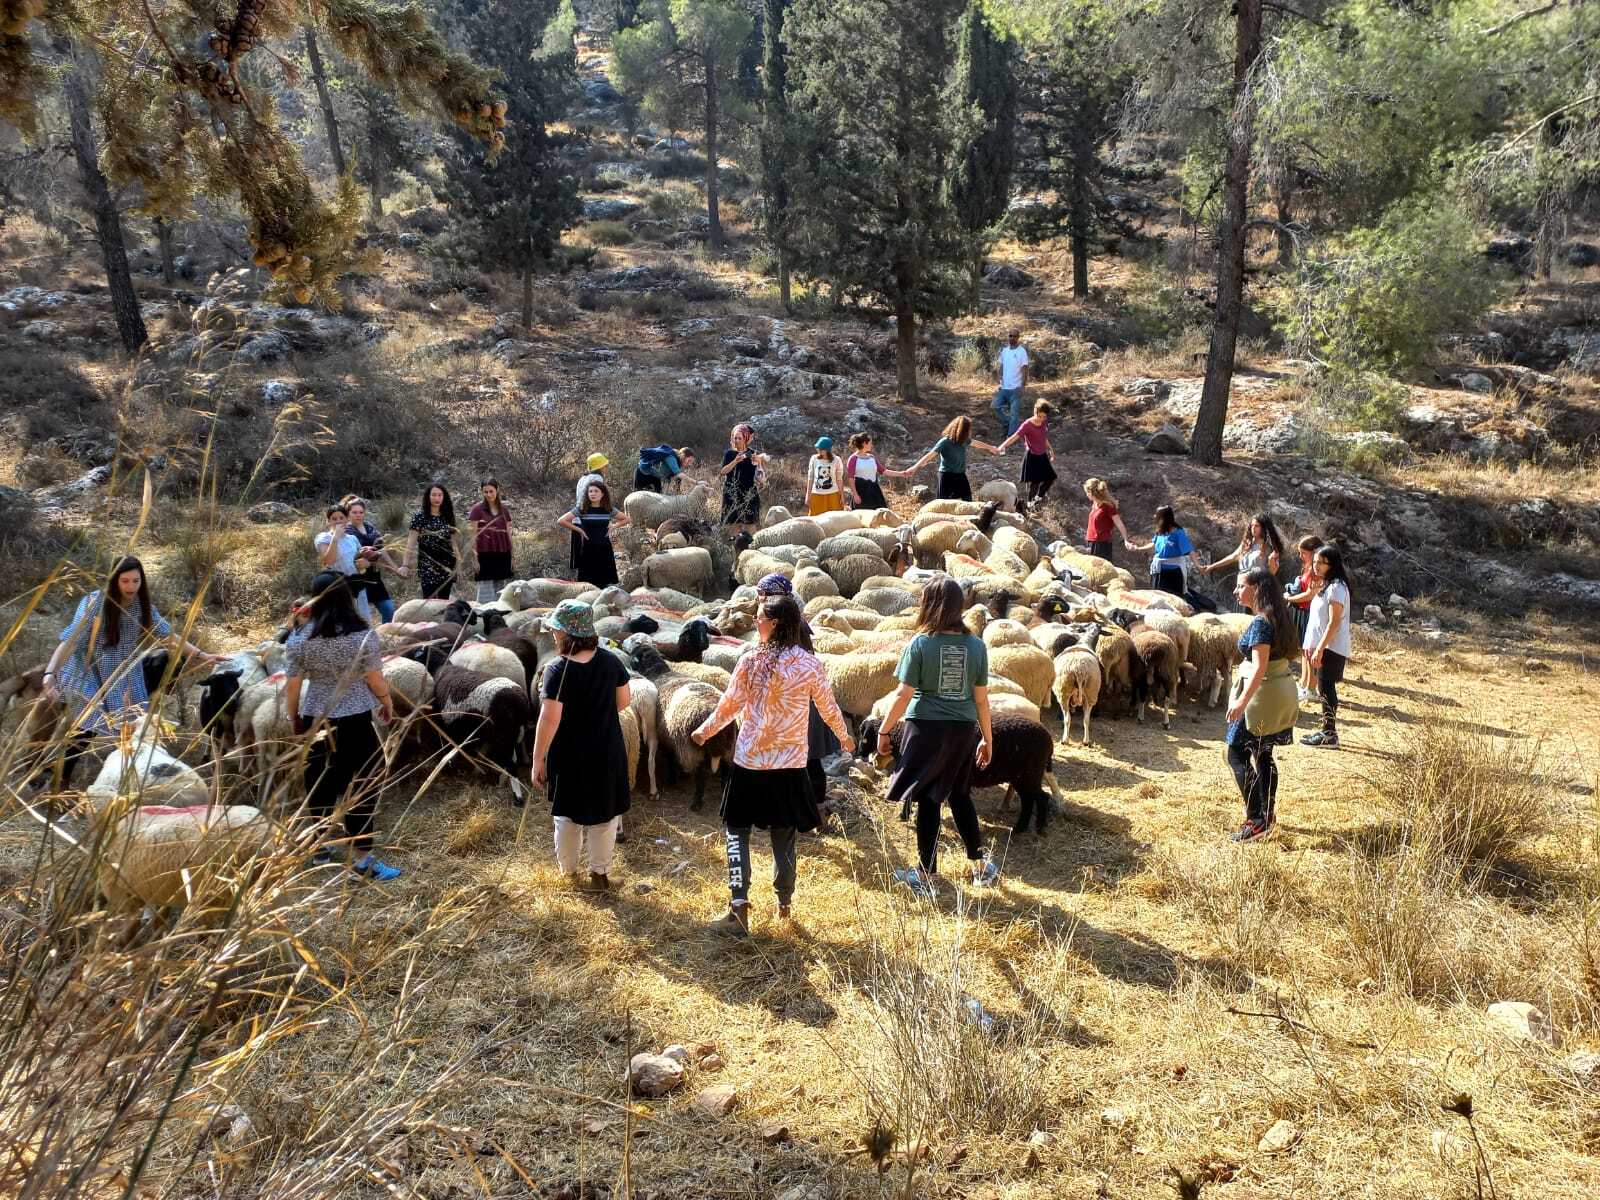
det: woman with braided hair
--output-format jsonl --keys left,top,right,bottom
{"left": 692, "top": 594, "right": 854, "bottom": 937}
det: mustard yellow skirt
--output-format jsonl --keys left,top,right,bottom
{"left": 808, "top": 491, "right": 844, "bottom": 515}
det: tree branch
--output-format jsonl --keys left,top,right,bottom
{"left": 1262, "top": 1, "right": 1333, "bottom": 28}
{"left": 1482, "top": 2, "right": 1564, "bottom": 37}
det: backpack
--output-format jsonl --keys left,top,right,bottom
{"left": 637, "top": 445, "right": 679, "bottom": 480}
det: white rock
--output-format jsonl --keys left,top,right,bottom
{"left": 1486, "top": 1001, "right": 1554, "bottom": 1044}
{"left": 1388, "top": 593, "right": 1408, "bottom": 609}
{"left": 661, "top": 1043, "right": 691, "bottom": 1065}
{"left": 625, "top": 1052, "right": 684, "bottom": 1098}
{"left": 261, "top": 378, "right": 297, "bottom": 405}
{"left": 1363, "top": 604, "right": 1385, "bottom": 622}
{"left": 1257, "top": 1119, "right": 1300, "bottom": 1153}
{"left": 1458, "top": 372, "right": 1494, "bottom": 394}
{"left": 1099, "top": 1107, "right": 1127, "bottom": 1129}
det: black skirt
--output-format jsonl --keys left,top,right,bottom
{"left": 474, "top": 550, "right": 513, "bottom": 582}
{"left": 884, "top": 718, "right": 979, "bottom": 811}
{"left": 721, "top": 763, "right": 820, "bottom": 832}
{"left": 937, "top": 472, "right": 971, "bottom": 501}
{"left": 1021, "top": 451, "right": 1057, "bottom": 485}
{"left": 1087, "top": 539, "right": 1114, "bottom": 562}
{"left": 722, "top": 485, "right": 761, "bottom": 526}
{"left": 575, "top": 532, "right": 619, "bottom": 587}
{"left": 853, "top": 478, "right": 888, "bottom": 510}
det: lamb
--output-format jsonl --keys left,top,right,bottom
{"left": 1052, "top": 647, "right": 1103, "bottom": 745}
{"left": 985, "top": 644, "right": 1056, "bottom": 709}
{"left": 642, "top": 547, "right": 715, "bottom": 598}
{"left": 85, "top": 717, "right": 210, "bottom": 813}
{"left": 485, "top": 628, "right": 545, "bottom": 686}
{"left": 991, "top": 526, "right": 1039, "bottom": 568}
{"left": 623, "top": 480, "right": 712, "bottom": 528}
{"left": 823, "top": 553, "right": 893, "bottom": 598}
{"left": 431, "top": 663, "right": 535, "bottom": 804}
{"left": 94, "top": 802, "right": 276, "bottom": 915}
{"left": 1184, "top": 615, "right": 1245, "bottom": 707}
{"left": 814, "top": 606, "right": 882, "bottom": 632}
{"left": 752, "top": 517, "right": 825, "bottom": 550}
{"left": 820, "top": 651, "right": 901, "bottom": 721}
{"left": 627, "top": 642, "right": 735, "bottom": 810}
{"left": 192, "top": 646, "right": 272, "bottom": 753}
{"left": 1130, "top": 629, "right": 1183, "bottom": 730}
{"left": 391, "top": 597, "right": 474, "bottom": 625}
{"left": 974, "top": 479, "right": 1019, "bottom": 511}
{"left": 449, "top": 641, "right": 527, "bottom": 691}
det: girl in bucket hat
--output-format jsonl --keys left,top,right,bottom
{"left": 805, "top": 436, "right": 844, "bottom": 516}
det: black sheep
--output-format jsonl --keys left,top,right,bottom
{"left": 485, "top": 628, "right": 542, "bottom": 685}
{"left": 859, "top": 712, "right": 1061, "bottom": 835}
{"left": 431, "top": 663, "right": 535, "bottom": 804}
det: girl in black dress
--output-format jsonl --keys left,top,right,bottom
{"left": 718, "top": 422, "right": 770, "bottom": 537}
{"left": 403, "top": 484, "right": 461, "bottom": 600}
{"left": 531, "top": 600, "right": 633, "bottom": 891}
{"left": 558, "top": 481, "right": 630, "bottom": 588}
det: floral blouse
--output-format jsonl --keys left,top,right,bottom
{"left": 693, "top": 645, "right": 850, "bottom": 770}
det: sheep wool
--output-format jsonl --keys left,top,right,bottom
{"left": 642, "top": 548, "right": 715, "bottom": 598}
{"left": 982, "top": 619, "right": 1034, "bottom": 649}
{"left": 793, "top": 566, "right": 841, "bottom": 604}
{"left": 622, "top": 481, "right": 712, "bottom": 529}
{"left": 1183, "top": 615, "right": 1245, "bottom": 707}
{"left": 751, "top": 517, "right": 825, "bottom": 551}
{"left": 986, "top": 643, "right": 1056, "bottom": 709}
{"left": 820, "top": 651, "right": 901, "bottom": 718}
{"left": 449, "top": 641, "right": 527, "bottom": 692}
{"left": 823, "top": 553, "right": 893, "bottom": 599}
{"left": 816, "top": 533, "right": 882, "bottom": 561}
{"left": 1052, "top": 647, "right": 1103, "bottom": 744}
{"left": 433, "top": 665, "right": 534, "bottom": 802}
{"left": 852, "top": 587, "right": 919, "bottom": 616}
{"left": 735, "top": 550, "right": 795, "bottom": 587}
{"left": 991, "top": 526, "right": 1039, "bottom": 568}
{"left": 1130, "top": 629, "right": 1182, "bottom": 730}
{"left": 974, "top": 479, "right": 1019, "bottom": 510}
{"left": 96, "top": 803, "right": 274, "bottom": 914}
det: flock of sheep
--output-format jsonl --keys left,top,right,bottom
{"left": 5, "top": 484, "right": 1255, "bottom": 918}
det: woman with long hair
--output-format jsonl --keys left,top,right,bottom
{"left": 1082, "top": 477, "right": 1131, "bottom": 562}
{"left": 997, "top": 399, "right": 1058, "bottom": 509}
{"left": 1283, "top": 534, "right": 1324, "bottom": 701}
{"left": 875, "top": 575, "right": 999, "bottom": 896}
{"left": 531, "top": 600, "right": 633, "bottom": 891}
{"left": 342, "top": 496, "right": 405, "bottom": 624}
{"left": 285, "top": 571, "right": 401, "bottom": 879}
{"left": 889, "top": 415, "right": 1001, "bottom": 502}
{"left": 469, "top": 478, "right": 515, "bottom": 604}
{"left": 558, "top": 480, "right": 630, "bottom": 588}
{"left": 845, "top": 432, "right": 890, "bottom": 511}
{"left": 1204, "top": 512, "right": 1285, "bottom": 585}
{"left": 1302, "top": 544, "right": 1353, "bottom": 749}
{"left": 718, "top": 423, "right": 769, "bottom": 537}
{"left": 1124, "top": 505, "right": 1197, "bottom": 597}
{"left": 403, "top": 483, "right": 461, "bottom": 600}
{"left": 40, "top": 556, "right": 224, "bottom": 785}
{"left": 1223, "top": 567, "right": 1301, "bottom": 842}
{"left": 692, "top": 594, "right": 854, "bottom": 936}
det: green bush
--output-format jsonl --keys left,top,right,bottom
{"left": 586, "top": 220, "right": 635, "bottom": 246}
{"left": 1269, "top": 197, "right": 1498, "bottom": 373}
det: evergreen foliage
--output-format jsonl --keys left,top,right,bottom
{"left": 948, "top": 0, "right": 1018, "bottom": 300}
{"left": 784, "top": 0, "right": 979, "bottom": 400}
{"left": 759, "top": 0, "right": 793, "bottom": 305}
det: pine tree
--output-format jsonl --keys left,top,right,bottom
{"left": 948, "top": 0, "right": 1018, "bottom": 304}
{"left": 613, "top": 0, "right": 754, "bottom": 251}
{"left": 1010, "top": 3, "right": 1134, "bottom": 299}
{"left": 435, "top": 0, "right": 580, "bottom": 331}
{"left": 1, "top": 1, "right": 507, "bottom": 307}
{"left": 759, "top": 0, "right": 793, "bottom": 307}
{"left": 785, "top": 0, "right": 978, "bottom": 401}
{"left": 339, "top": 72, "right": 429, "bottom": 223}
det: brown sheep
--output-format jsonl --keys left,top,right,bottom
{"left": 1130, "top": 629, "right": 1184, "bottom": 730}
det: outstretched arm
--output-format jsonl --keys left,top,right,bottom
{"left": 888, "top": 450, "right": 937, "bottom": 478}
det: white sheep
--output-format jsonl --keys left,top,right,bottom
{"left": 642, "top": 547, "right": 715, "bottom": 598}
{"left": 859, "top": 575, "right": 919, "bottom": 595}
{"left": 816, "top": 533, "right": 883, "bottom": 560}
{"left": 624, "top": 674, "right": 660, "bottom": 798}
{"left": 1135, "top": 608, "right": 1192, "bottom": 665}
{"left": 981, "top": 619, "right": 1034, "bottom": 649}
{"left": 824, "top": 553, "right": 893, "bottom": 598}
{"left": 812, "top": 627, "right": 855, "bottom": 654}
{"left": 984, "top": 546, "right": 1031, "bottom": 580}
{"left": 448, "top": 641, "right": 527, "bottom": 691}
{"left": 812, "top": 604, "right": 882, "bottom": 630}
{"left": 992, "top": 526, "right": 1039, "bottom": 568}
{"left": 1118, "top": 588, "right": 1196, "bottom": 617}
{"left": 500, "top": 578, "right": 592, "bottom": 610}
{"left": 1052, "top": 647, "right": 1102, "bottom": 745}
{"left": 736, "top": 549, "right": 795, "bottom": 587}
{"left": 793, "top": 566, "right": 840, "bottom": 604}
{"left": 623, "top": 481, "right": 712, "bottom": 529}
{"left": 701, "top": 639, "right": 754, "bottom": 673}
{"left": 974, "top": 479, "right": 1019, "bottom": 510}
{"left": 752, "top": 517, "right": 825, "bottom": 550}
{"left": 986, "top": 643, "right": 1056, "bottom": 709}
{"left": 760, "top": 544, "right": 821, "bottom": 567}
{"left": 820, "top": 651, "right": 901, "bottom": 720}
{"left": 631, "top": 585, "right": 701, "bottom": 613}
{"left": 95, "top": 802, "right": 275, "bottom": 915}
{"left": 763, "top": 504, "right": 793, "bottom": 526}
{"left": 85, "top": 717, "right": 210, "bottom": 814}
{"left": 853, "top": 587, "right": 919, "bottom": 616}
{"left": 810, "top": 508, "right": 898, "bottom": 537}
{"left": 1183, "top": 615, "right": 1246, "bottom": 707}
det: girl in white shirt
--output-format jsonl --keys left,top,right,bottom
{"left": 845, "top": 432, "right": 888, "bottom": 510}
{"left": 806, "top": 436, "right": 845, "bottom": 516}
{"left": 1302, "top": 544, "right": 1353, "bottom": 749}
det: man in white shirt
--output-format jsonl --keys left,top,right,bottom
{"left": 992, "top": 328, "right": 1030, "bottom": 437}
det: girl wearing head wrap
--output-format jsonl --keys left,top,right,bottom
{"left": 719, "top": 423, "right": 770, "bottom": 537}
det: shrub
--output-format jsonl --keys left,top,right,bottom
{"left": 586, "top": 220, "right": 635, "bottom": 246}
{"left": 1269, "top": 196, "right": 1499, "bottom": 373}
{"left": 951, "top": 337, "right": 992, "bottom": 378}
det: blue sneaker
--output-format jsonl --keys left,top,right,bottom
{"left": 970, "top": 860, "right": 1001, "bottom": 888}
{"left": 892, "top": 867, "right": 937, "bottom": 898}
{"left": 352, "top": 854, "right": 403, "bottom": 882}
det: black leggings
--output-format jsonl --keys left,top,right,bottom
{"left": 937, "top": 472, "right": 971, "bottom": 501}
{"left": 1227, "top": 737, "right": 1279, "bottom": 825}
{"left": 1152, "top": 567, "right": 1185, "bottom": 596}
{"left": 1319, "top": 649, "right": 1346, "bottom": 733}
{"left": 304, "top": 712, "right": 384, "bottom": 851}
{"left": 918, "top": 790, "right": 984, "bottom": 874}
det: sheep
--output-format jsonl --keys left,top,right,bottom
{"left": 914, "top": 519, "right": 983, "bottom": 561}
{"left": 840, "top": 527, "right": 907, "bottom": 557}
{"left": 988, "top": 692, "right": 1042, "bottom": 723}
{"left": 810, "top": 508, "right": 894, "bottom": 537}
{"left": 984, "top": 546, "right": 1031, "bottom": 580}
{"left": 380, "top": 620, "right": 473, "bottom": 655}
{"left": 701, "top": 638, "right": 753, "bottom": 674}
{"left": 982, "top": 619, "right": 1034, "bottom": 649}
{"left": 1117, "top": 588, "right": 1196, "bottom": 617}
{"left": 917, "top": 498, "right": 997, "bottom": 519}
{"left": 820, "top": 651, "right": 901, "bottom": 721}
{"left": 619, "top": 706, "right": 641, "bottom": 793}
{"left": 1184, "top": 615, "right": 1245, "bottom": 707}
{"left": 823, "top": 553, "right": 893, "bottom": 598}
{"left": 1052, "top": 647, "right": 1103, "bottom": 745}
{"left": 761, "top": 544, "right": 821, "bottom": 568}
{"left": 85, "top": 717, "right": 210, "bottom": 814}
{"left": 736, "top": 549, "right": 795, "bottom": 587}
{"left": 793, "top": 565, "right": 841, "bottom": 604}
{"left": 500, "top": 578, "right": 592, "bottom": 611}
{"left": 814, "top": 606, "right": 882, "bottom": 632}
{"left": 992, "top": 526, "right": 1039, "bottom": 568}
{"left": 652, "top": 516, "right": 716, "bottom": 549}
{"left": 763, "top": 504, "right": 793, "bottom": 526}
{"left": 627, "top": 642, "right": 734, "bottom": 810}
{"left": 642, "top": 547, "right": 715, "bottom": 598}
{"left": 942, "top": 551, "right": 1006, "bottom": 582}
{"left": 974, "top": 479, "right": 1019, "bottom": 510}
{"left": 1134, "top": 607, "right": 1192, "bottom": 665}
{"left": 805, "top": 594, "right": 874, "bottom": 620}
{"left": 381, "top": 655, "right": 435, "bottom": 714}
{"left": 853, "top": 587, "right": 919, "bottom": 616}
{"left": 812, "top": 627, "right": 855, "bottom": 655}
{"left": 1130, "top": 629, "right": 1182, "bottom": 730}
{"left": 846, "top": 630, "right": 914, "bottom": 655}
{"left": 623, "top": 480, "right": 712, "bottom": 529}
{"left": 232, "top": 676, "right": 291, "bottom": 783}
{"left": 94, "top": 802, "right": 276, "bottom": 915}
{"left": 817, "top": 533, "right": 884, "bottom": 561}
{"left": 485, "top": 628, "right": 544, "bottom": 686}
{"left": 862, "top": 707, "right": 1060, "bottom": 832}
{"left": 956, "top": 529, "right": 995, "bottom": 560}
{"left": 624, "top": 674, "right": 660, "bottom": 798}
{"left": 392, "top": 597, "right": 474, "bottom": 625}
{"left": 1023, "top": 557, "right": 1060, "bottom": 596}
{"left": 192, "top": 646, "right": 272, "bottom": 753}
{"left": 631, "top": 585, "right": 701, "bottom": 613}
{"left": 1095, "top": 623, "right": 1140, "bottom": 714}
{"left": 985, "top": 643, "right": 1056, "bottom": 709}
{"left": 432, "top": 664, "right": 535, "bottom": 804}
{"left": 449, "top": 641, "right": 527, "bottom": 691}
{"left": 1049, "top": 550, "right": 1133, "bottom": 595}
{"left": 859, "top": 575, "right": 919, "bottom": 595}
{"left": 752, "top": 517, "right": 825, "bottom": 550}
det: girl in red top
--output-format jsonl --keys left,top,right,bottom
{"left": 1283, "top": 533, "right": 1324, "bottom": 700}
{"left": 468, "top": 478, "right": 514, "bottom": 604}
{"left": 998, "top": 399, "right": 1057, "bottom": 510}
{"left": 1082, "top": 477, "right": 1131, "bottom": 562}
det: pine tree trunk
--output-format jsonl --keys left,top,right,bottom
{"left": 778, "top": 254, "right": 791, "bottom": 310}
{"left": 895, "top": 298, "right": 918, "bottom": 402}
{"left": 521, "top": 256, "right": 534, "bottom": 333}
{"left": 304, "top": 28, "right": 348, "bottom": 178}
{"left": 1069, "top": 154, "right": 1090, "bottom": 298}
{"left": 64, "top": 54, "right": 146, "bottom": 354}
{"left": 704, "top": 48, "right": 723, "bottom": 250}
{"left": 1190, "top": 0, "right": 1261, "bottom": 467}
{"left": 154, "top": 217, "right": 175, "bottom": 284}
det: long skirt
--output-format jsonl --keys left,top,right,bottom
{"left": 853, "top": 479, "right": 888, "bottom": 510}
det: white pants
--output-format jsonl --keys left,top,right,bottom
{"left": 554, "top": 816, "right": 618, "bottom": 875}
